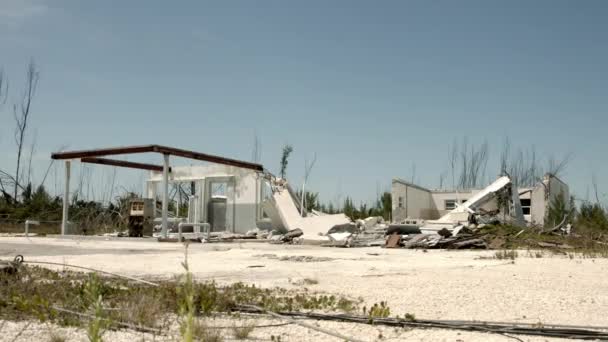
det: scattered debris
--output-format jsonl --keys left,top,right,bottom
{"left": 255, "top": 254, "right": 334, "bottom": 262}
{"left": 537, "top": 241, "right": 574, "bottom": 249}
{"left": 385, "top": 234, "right": 401, "bottom": 248}
{"left": 385, "top": 224, "right": 421, "bottom": 235}
{"left": 0, "top": 255, "right": 23, "bottom": 276}
{"left": 279, "top": 228, "right": 304, "bottom": 243}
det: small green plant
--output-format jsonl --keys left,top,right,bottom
{"left": 178, "top": 243, "right": 196, "bottom": 342}
{"left": 48, "top": 331, "right": 66, "bottom": 342}
{"left": 116, "top": 290, "right": 164, "bottom": 328}
{"left": 84, "top": 274, "right": 106, "bottom": 342}
{"left": 232, "top": 321, "right": 255, "bottom": 340}
{"left": 192, "top": 320, "right": 223, "bottom": 342}
{"left": 494, "top": 249, "right": 518, "bottom": 260}
{"left": 404, "top": 313, "right": 416, "bottom": 321}
{"left": 366, "top": 301, "right": 391, "bottom": 322}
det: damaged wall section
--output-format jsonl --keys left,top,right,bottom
{"left": 392, "top": 174, "right": 569, "bottom": 226}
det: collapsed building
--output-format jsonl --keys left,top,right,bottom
{"left": 51, "top": 145, "right": 349, "bottom": 240}
{"left": 146, "top": 164, "right": 349, "bottom": 239}
{"left": 392, "top": 173, "right": 570, "bottom": 228}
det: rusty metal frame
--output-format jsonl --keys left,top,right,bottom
{"left": 51, "top": 144, "right": 264, "bottom": 172}
{"left": 80, "top": 157, "right": 167, "bottom": 172}
{"left": 52, "top": 144, "right": 264, "bottom": 238}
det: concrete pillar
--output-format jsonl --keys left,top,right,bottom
{"left": 61, "top": 160, "right": 71, "bottom": 235}
{"left": 161, "top": 154, "right": 170, "bottom": 238}
{"left": 188, "top": 195, "right": 196, "bottom": 223}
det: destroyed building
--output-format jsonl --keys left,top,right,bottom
{"left": 147, "top": 164, "right": 269, "bottom": 234}
{"left": 146, "top": 164, "right": 349, "bottom": 238}
{"left": 50, "top": 144, "right": 349, "bottom": 240}
{"left": 392, "top": 173, "right": 569, "bottom": 226}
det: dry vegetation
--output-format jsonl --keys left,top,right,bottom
{"left": 0, "top": 264, "right": 361, "bottom": 341}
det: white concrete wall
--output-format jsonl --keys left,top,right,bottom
{"left": 431, "top": 190, "right": 477, "bottom": 217}
{"left": 530, "top": 175, "right": 570, "bottom": 226}
{"left": 148, "top": 164, "right": 261, "bottom": 233}
{"left": 392, "top": 180, "right": 434, "bottom": 221}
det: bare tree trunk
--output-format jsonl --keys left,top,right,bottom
{"left": 592, "top": 173, "right": 600, "bottom": 204}
{"left": 0, "top": 68, "right": 8, "bottom": 196}
{"left": 26, "top": 131, "right": 37, "bottom": 187}
{"left": 251, "top": 132, "right": 262, "bottom": 163}
{"left": 0, "top": 67, "right": 7, "bottom": 106}
{"left": 13, "top": 60, "right": 39, "bottom": 202}
{"left": 300, "top": 153, "right": 317, "bottom": 215}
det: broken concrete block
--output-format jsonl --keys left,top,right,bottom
{"left": 328, "top": 232, "right": 353, "bottom": 242}
{"left": 437, "top": 228, "right": 453, "bottom": 238}
{"left": 327, "top": 223, "right": 358, "bottom": 235}
{"left": 281, "top": 228, "right": 304, "bottom": 242}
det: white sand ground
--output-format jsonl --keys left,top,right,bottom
{"left": 1, "top": 236, "right": 607, "bottom": 341}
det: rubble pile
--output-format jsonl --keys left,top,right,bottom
{"left": 318, "top": 215, "right": 491, "bottom": 249}
{"left": 323, "top": 216, "right": 388, "bottom": 247}
{"left": 390, "top": 229, "right": 488, "bottom": 249}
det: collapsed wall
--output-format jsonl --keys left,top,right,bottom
{"left": 264, "top": 179, "right": 350, "bottom": 240}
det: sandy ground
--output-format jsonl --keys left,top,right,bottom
{"left": 1, "top": 236, "right": 608, "bottom": 341}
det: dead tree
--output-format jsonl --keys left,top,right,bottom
{"left": 0, "top": 68, "right": 8, "bottom": 197}
{"left": 251, "top": 132, "right": 262, "bottom": 163}
{"left": 26, "top": 131, "right": 38, "bottom": 186}
{"left": 13, "top": 60, "right": 39, "bottom": 202}
{"left": 300, "top": 153, "right": 317, "bottom": 215}
{"left": 446, "top": 138, "right": 489, "bottom": 190}
{"left": 0, "top": 67, "right": 7, "bottom": 106}
{"left": 592, "top": 172, "right": 600, "bottom": 204}
{"left": 500, "top": 137, "right": 571, "bottom": 187}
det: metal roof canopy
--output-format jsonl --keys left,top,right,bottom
{"left": 51, "top": 144, "right": 264, "bottom": 238}
{"left": 51, "top": 144, "right": 264, "bottom": 172}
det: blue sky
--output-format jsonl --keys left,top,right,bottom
{"left": 0, "top": 0, "right": 607, "bottom": 206}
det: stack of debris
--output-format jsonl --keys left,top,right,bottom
{"left": 263, "top": 178, "right": 351, "bottom": 241}
{"left": 386, "top": 226, "right": 487, "bottom": 249}
{"left": 323, "top": 216, "right": 388, "bottom": 247}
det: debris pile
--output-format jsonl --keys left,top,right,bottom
{"left": 323, "top": 217, "right": 388, "bottom": 247}
{"left": 0, "top": 255, "right": 24, "bottom": 276}
{"left": 392, "top": 230, "right": 487, "bottom": 249}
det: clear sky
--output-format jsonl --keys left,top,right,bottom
{"left": 0, "top": 0, "right": 607, "bottom": 206}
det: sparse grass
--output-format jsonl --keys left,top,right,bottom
{"left": 232, "top": 321, "right": 255, "bottom": 340}
{"left": 494, "top": 249, "right": 518, "bottom": 260}
{"left": 525, "top": 250, "right": 545, "bottom": 258}
{"left": 479, "top": 224, "right": 608, "bottom": 258}
{"left": 566, "top": 248, "right": 608, "bottom": 259}
{"left": 48, "top": 331, "right": 66, "bottom": 342}
{"left": 0, "top": 265, "right": 360, "bottom": 335}
{"left": 192, "top": 320, "right": 223, "bottom": 342}
{"left": 404, "top": 313, "right": 416, "bottom": 321}
{"left": 115, "top": 290, "right": 165, "bottom": 329}
{"left": 290, "top": 277, "right": 319, "bottom": 286}
{"left": 302, "top": 278, "right": 319, "bottom": 285}
{"left": 363, "top": 301, "right": 391, "bottom": 320}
